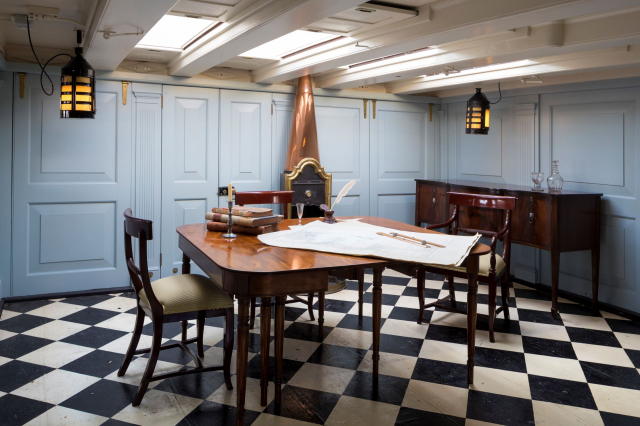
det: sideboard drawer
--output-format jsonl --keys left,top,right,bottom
{"left": 416, "top": 181, "right": 447, "bottom": 225}
{"left": 509, "top": 192, "right": 552, "bottom": 249}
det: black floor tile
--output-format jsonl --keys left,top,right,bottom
{"left": 337, "top": 314, "right": 383, "bottom": 332}
{"left": 0, "top": 334, "right": 53, "bottom": 359}
{"left": 285, "top": 307, "right": 308, "bottom": 321}
{"left": 3, "top": 299, "right": 54, "bottom": 313}
{"left": 61, "top": 326, "right": 128, "bottom": 348}
{"left": 142, "top": 321, "right": 196, "bottom": 339}
{"left": 177, "top": 401, "right": 260, "bottom": 426}
{"left": 411, "top": 358, "right": 468, "bottom": 388}
{"left": 345, "top": 279, "right": 369, "bottom": 292}
{"left": 205, "top": 315, "right": 237, "bottom": 328}
{"left": 435, "top": 300, "right": 468, "bottom": 313}
{"left": 60, "top": 379, "right": 140, "bottom": 418}
{"left": 522, "top": 336, "right": 577, "bottom": 359}
{"left": 343, "top": 371, "right": 410, "bottom": 405}
{"left": 475, "top": 316, "right": 520, "bottom": 335}
{"left": 362, "top": 292, "right": 400, "bottom": 306}
{"left": 215, "top": 332, "right": 264, "bottom": 354}
{"left": 141, "top": 341, "right": 212, "bottom": 365}
{"left": 265, "top": 385, "right": 340, "bottom": 424}
{"left": 474, "top": 347, "right": 527, "bottom": 373}
{"left": 518, "top": 309, "right": 564, "bottom": 326}
{"left": 0, "top": 394, "right": 54, "bottom": 426}
{"left": 426, "top": 324, "right": 468, "bottom": 345}
{"left": 402, "top": 286, "right": 439, "bottom": 298}
{"left": 514, "top": 289, "right": 550, "bottom": 301}
{"left": 378, "top": 333, "right": 424, "bottom": 357}
{"left": 101, "top": 419, "right": 139, "bottom": 426}
{"left": 528, "top": 374, "right": 597, "bottom": 409}
{"left": 580, "top": 361, "right": 640, "bottom": 391}
{"left": 0, "top": 314, "right": 54, "bottom": 333}
{"left": 0, "top": 360, "right": 55, "bottom": 393}
{"left": 313, "top": 299, "right": 355, "bottom": 313}
{"left": 307, "top": 343, "right": 368, "bottom": 370}
{"left": 556, "top": 302, "right": 600, "bottom": 317}
{"left": 60, "top": 349, "right": 123, "bottom": 378}
{"left": 395, "top": 406, "right": 465, "bottom": 426}
{"left": 388, "top": 307, "right": 430, "bottom": 323}
{"left": 566, "top": 327, "right": 621, "bottom": 348}
{"left": 284, "top": 321, "right": 332, "bottom": 342}
{"left": 467, "top": 390, "right": 535, "bottom": 426}
{"left": 59, "top": 307, "right": 120, "bottom": 326}
{"left": 606, "top": 319, "right": 640, "bottom": 335}
{"left": 381, "top": 276, "right": 411, "bottom": 286}
{"left": 246, "top": 355, "right": 304, "bottom": 383}
{"left": 626, "top": 349, "right": 640, "bottom": 368}
{"left": 61, "top": 294, "right": 116, "bottom": 307}
{"left": 153, "top": 370, "right": 228, "bottom": 399}
{"left": 600, "top": 411, "right": 640, "bottom": 426}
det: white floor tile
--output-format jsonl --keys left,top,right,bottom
{"left": 12, "top": 369, "right": 99, "bottom": 404}
{"left": 17, "top": 341, "right": 94, "bottom": 368}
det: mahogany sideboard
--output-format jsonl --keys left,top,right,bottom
{"left": 415, "top": 179, "right": 603, "bottom": 317}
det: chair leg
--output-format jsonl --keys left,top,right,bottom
{"left": 317, "top": 291, "right": 325, "bottom": 339}
{"left": 132, "top": 321, "right": 163, "bottom": 406}
{"left": 417, "top": 267, "right": 425, "bottom": 324}
{"left": 447, "top": 276, "right": 457, "bottom": 309}
{"left": 500, "top": 273, "right": 511, "bottom": 321}
{"left": 488, "top": 277, "right": 497, "bottom": 343}
{"left": 307, "top": 293, "right": 315, "bottom": 321}
{"left": 358, "top": 269, "right": 364, "bottom": 318}
{"left": 197, "top": 311, "right": 205, "bottom": 358}
{"left": 118, "top": 305, "right": 145, "bottom": 377}
{"left": 249, "top": 297, "right": 257, "bottom": 329}
{"left": 223, "top": 307, "right": 234, "bottom": 390}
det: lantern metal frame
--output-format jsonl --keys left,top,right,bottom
{"left": 465, "top": 88, "right": 490, "bottom": 135}
{"left": 60, "top": 47, "right": 96, "bottom": 119}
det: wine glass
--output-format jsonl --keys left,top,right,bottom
{"left": 296, "top": 203, "right": 304, "bottom": 224}
{"left": 531, "top": 172, "right": 544, "bottom": 191}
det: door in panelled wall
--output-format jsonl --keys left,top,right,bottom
{"left": 315, "top": 97, "right": 370, "bottom": 216}
{"left": 161, "top": 86, "right": 219, "bottom": 278}
{"left": 12, "top": 75, "right": 133, "bottom": 296}
{"left": 370, "top": 101, "right": 429, "bottom": 224}
{"left": 219, "top": 90, "right": 272, "bottom": 206}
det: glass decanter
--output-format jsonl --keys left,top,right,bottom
{"left": 547, "top": 160, "right": 564, "bottom": 193}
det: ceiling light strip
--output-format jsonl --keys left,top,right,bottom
{"left": 281, "top": 36, "right": 346, "bottom": 60}
{"left": 348, "top": 47, "right": 433, "bottom": 69}
{"left": 183, "top": 21, "right": 223, "bottom": 50}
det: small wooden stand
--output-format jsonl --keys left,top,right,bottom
{"left": 322, "top": 210, "right": 337, "bottom": 224}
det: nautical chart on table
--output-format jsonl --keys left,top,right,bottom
{"left": 258, "top": 220, "right": 481, "bottom": 267}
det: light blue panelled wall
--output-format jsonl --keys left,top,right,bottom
{"left": 438, "top": 81, "right": 640, "bottom": 314}
{"left": 2, "top": 78, "right": 433, "bottom": 298}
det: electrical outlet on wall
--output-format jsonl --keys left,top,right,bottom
{"left": 27, "top": 6, "right": 60, "bottom": 20}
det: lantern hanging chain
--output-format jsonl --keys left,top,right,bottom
{"left": 26, "top": 16, "right": 72, "bottom": 96}
{"left": 490, "top": 82, "right": 502, "bottom": 104}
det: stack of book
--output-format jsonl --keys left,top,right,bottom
{"left": 205, "top": 206, "right": 283, "bottom": 235}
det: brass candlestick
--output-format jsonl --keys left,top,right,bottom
{"left": 222, "top": 201, "right": 237, "bottom": 239}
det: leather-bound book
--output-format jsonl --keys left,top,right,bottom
{"left": 211, "top": 206, "right": 273, "bottom": 218}
{"left": 206, "top": 221, "right": 280, "bottom": 235}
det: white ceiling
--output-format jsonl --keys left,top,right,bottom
{"left": 3, "top": 0, "right": 640, "bottom": 97}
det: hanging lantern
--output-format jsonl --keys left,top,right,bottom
{"left": 60, "top": 46, "right": 95, "bottom": 119}
{"left": 465, "top": 88, "right": 490, "bottom": 135}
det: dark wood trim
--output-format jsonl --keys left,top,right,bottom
{"left": 0, "top": 298, "right": 4, "bottom": 318}
{"left": 3, "top": 286, "right": 134, "bottom": 305}
{"left": 511, "top": 275, "right": 640, "bottom": 322}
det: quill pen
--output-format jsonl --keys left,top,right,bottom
{"left": 331, "top": 180, "right": 356, "bottom": 210}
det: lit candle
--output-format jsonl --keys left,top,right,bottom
{"left": 228, "top": 182, "right": 232, "bottom": 202}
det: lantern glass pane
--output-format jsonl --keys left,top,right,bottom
{"left": 485, "top": 109, "right": 490, "bottom": 128}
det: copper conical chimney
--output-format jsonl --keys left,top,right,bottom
{"left": 285, "top": 75, "right": 320, "bottom": 172}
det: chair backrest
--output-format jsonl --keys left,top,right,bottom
{"left": 447, "top": 191, "right": 516, "bottom": 241}
{"left": 123, "top": 209, "right": 162, "bottom": 313}
{"left": 234, "top": 191, "right": 294, "bottom": 219}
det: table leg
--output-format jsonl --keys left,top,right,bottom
{"left": 358, "top": 268, "right": 365, "bottom": 318}
{"left": 372, "top": 266, "right": 384, "bottom": 378}
{"left": 466, "top": 256, "right": 479, "bottom": 385}
{"left": 318, "top": 291, "right": 325, "bottom": 339}
{"left": 551, "top": 250, "right": 560, "bottom": 318}
{"left": 274, "top": 296, "right": 286, "bottom": 405}
{"left": 181, "top": 253, "right": 191, "bottom": 341}
{"left": 260, "top": 297, "right": 271, "bottom": 407}
{"left": 417, "top": 266, "right": 425, "bottom": 324}
{"left": 236, "top": 297, "right": 250, "bottom": 426}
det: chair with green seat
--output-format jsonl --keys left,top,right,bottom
{"left": 119, "top": 209, "right": 235, "bottom": 406}
{"left": 416, "top": 192, "right": 516, "bottom": 343}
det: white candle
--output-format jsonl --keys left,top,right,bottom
{"left": 228, "top": 182, "right": 232, "bottom": 202}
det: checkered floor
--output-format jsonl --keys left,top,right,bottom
{"left": 1, "top": 271, "right": 640, "bottom": 426}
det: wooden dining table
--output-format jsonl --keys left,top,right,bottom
{"left": 177, "top": 216, "right": 489, "bottom": 426}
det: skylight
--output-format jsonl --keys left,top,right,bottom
{"left": 137, "top": 15, "right": 215, "bottom": 50}
{"left": 240, "top": 30, "right": 337, "bottom": 60}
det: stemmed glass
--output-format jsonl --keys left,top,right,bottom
{"left": 296, "top": 203, "right": 304, "bottom": 225}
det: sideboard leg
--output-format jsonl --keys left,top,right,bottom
{"left": 551, "top": 250, "right": 560, "bottom": 319}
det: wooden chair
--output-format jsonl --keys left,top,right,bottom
{"left": 234, "top": 191, "right": 318, "bottom": 328}
{"left": 119, "top": 209, "right": 234, "bottom": 406}
{"left": 417, "top": 192, "right": 516, "bottom": 343}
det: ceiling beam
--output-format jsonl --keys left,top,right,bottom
{"left": 85, "top": 0, "right": 179, "bottom": 71}
{"left": 251, "top": 0, "right": 640, "bottom": 84}
{"left": 317, "top": 9, "right": 640, "bottom": 90}
{"left": 386, "top": 45, "right": 639, "bottom": 94}
{"left": 167, "top": 0, "right": 364, "bottom": 77}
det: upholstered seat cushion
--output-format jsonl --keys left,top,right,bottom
{"left": 429, "top": 253, "right": 506, "bottom": 277}
{"left": 139, "top": 274, "right": 233, "bottom": 315}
